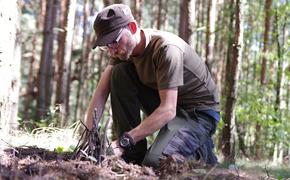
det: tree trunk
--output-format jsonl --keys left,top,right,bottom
{"left": 260, "top": 0, "right": 272, "bottom": 85}
{"left": 163, "top": 0, "right": 168, "bottom": 30}
{"left": 55, "top": 0, "right": 69, "bottom": 126}
{"left": 133, "top": 0, "right": 143, "bottom": 25}
{"left": 114, "top": 0, "right": 130, "bottom": 5}
{"left": 255, "top": 0, "right": 272, "bottom": 159}
{"left": 274, "top": 7, "right": 284, "bottom": 114}
{"left": 215, "top": 0, "right": 228, "bottom": 95}
{"left": 36, "top": 0, "right": 58, "bottom": 120}
{"left": 236, "top": 121, "right": 249, "bottom": 158}
{"left": 55, "top": 0, "right": 76, "bottom": 127}
{"left": 205, "top": 0, "right": 217, "bottom": 73}
{"left": 272, "top": 143, "right": 278, "bottom": 165}
{"left": 103, "top": 0, "right": 110, "bottom": 7}
{"left": 179, "top": 0, "right": 191, "bottom": 43}
{"left": 195, "top": 0, "right": 201, "bottom": 54}
{"left": 173, "top": 1, "right": 179, "bottom": 34}
{"left": 0, "top": 0, "right": 21, "bottom": 132}
{"left": 22, "top": 0, "right": 46, "bottom": 127}
{"left": 156, "top": 0, "right": 162, "bottom": 30}
{"left": 75, "top": 0, "right": 93, "bottom": 123}
{"left": 221, "top": 0, "right": 243, "bottom": 163}
{"left": 220, "top": 0, "right": 235, "bottom": 153}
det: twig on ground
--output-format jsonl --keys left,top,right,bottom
{"left": 0, "top": 138, "right": 19, "bottom": 156}
{"left": 72, "top": 108, "right": 111, "bottom": 164}
{"left": 264, "top": 165, "right": 270, "bottom": 178}
{"left": 202, "top": 164, "right": 217, "bottom": 180}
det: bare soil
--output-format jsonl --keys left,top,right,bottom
{"left": 0, "top": 146, "right": 262, "bottom": 179}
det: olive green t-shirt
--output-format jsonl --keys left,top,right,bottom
{"left": 110, "top": 29, "right": 219, "bottom": 111}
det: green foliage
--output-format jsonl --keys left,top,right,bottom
{"left": 54, "top": 146, "right": 65, "bottom": 153}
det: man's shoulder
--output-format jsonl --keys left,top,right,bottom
{"left": 144, "top": 28, "right": 187, "bottom": 52}
{"left": 144, "top": 29, "right": 182, "bottom": 43}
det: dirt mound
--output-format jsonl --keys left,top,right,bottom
{"left": 0, "top": 146, "right": 258, "bottom": 179}
{"left": 0, "top": 146, "right": 156, "bottom": 179}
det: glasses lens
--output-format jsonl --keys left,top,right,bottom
{"left": 106, "top": 28, "right": 124, "bottom": 48}
{"left": 98, "top": 46, "right": 108, "bottom": 51}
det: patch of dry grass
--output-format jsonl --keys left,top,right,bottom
{"left": 0, "top": 125, "right": 79, "bottom": 153}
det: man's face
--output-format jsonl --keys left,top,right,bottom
{"left": 105, "top": 28, "right": 136, "bottom": 61}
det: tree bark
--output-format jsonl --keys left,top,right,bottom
{"left": 75, "top": 0, "right": 94, "bottom": 123}
{"left": 156, "top": 0, "right": 162, "bottom": 30}
{"left": 195, "top": 0, "right": 201, "bottom": 54}
{"left": 55, "top": 0, "right": 76, "bottom": 127}
{"left": 179, "top": 0, "right": 191, "bottom": 43}
{"left": 103, "top": 0, "right": 110, "bottom": 7}
{"left": 22, "top": 0, "right": 46, "bottom": 127}
{"left": 55, "top": 0, "right": 69, "bottom": 126}
{"left": 222, "top": 0, "right": 243, "bottom": 163}
{"left": 205, "top": 0, "right": 217, "bottom": 73}
{"left": 36, "top": 0, "right": 58, "bottom": 120}
{"left": 274, "top": 8, "right": 284, "bottom": 113}
{"left": 133, "top": 0, "right": 143, "bottom": 25}
{"left": 260, "top": 0, "right": 272, "bottom": 85}
{"left": 255, "top": 0, "right": 272, "bottom": 159}
{"left": 0, "top": 0, "right": 21, "bottom": 131}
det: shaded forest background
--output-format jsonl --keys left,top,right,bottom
{"left": 0, "top": 0, "right": 289, "bottom": 165}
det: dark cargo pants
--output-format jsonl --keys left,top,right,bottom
{"left": 110, "top": 62, "right": 217, "bottom": 168}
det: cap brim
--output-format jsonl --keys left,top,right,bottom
{"left": 92, "top": 28, "right": 121, "bottom": 49}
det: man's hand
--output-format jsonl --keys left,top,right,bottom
{"left": 111, "top": 140, "right": 124, "bottom": 157}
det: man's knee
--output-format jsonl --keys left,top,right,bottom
{"left": 111, "top": 63, "right": 138, "bottom": 92}
{"left": 111, "top": 63, "right": 134, "bottom": 81}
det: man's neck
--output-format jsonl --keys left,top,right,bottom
{"left": 132, "top": 29, "right": 146, "bottom": 57}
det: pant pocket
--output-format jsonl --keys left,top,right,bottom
{"left": 162, "top": 127, "right": 200, "bottom": 158}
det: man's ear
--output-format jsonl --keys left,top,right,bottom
{"left": 128, "top": 21, "right": 137, "bottom": 34}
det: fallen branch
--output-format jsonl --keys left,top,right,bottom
{"left": 72, "top": 108, "right": 111, "bottom": 164}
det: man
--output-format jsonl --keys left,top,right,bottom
{"left": 86, "top": 4, "right": 220, "bottom": 168}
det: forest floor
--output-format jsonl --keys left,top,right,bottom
{"left": 0, "top": 129, "right": 289, "bottom": 179}
{"left": 1, "top": 146, "right": 288, "bottom": 180}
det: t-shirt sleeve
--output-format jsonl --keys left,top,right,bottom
{"left": 156, "top": 45, "right": 184, "bottom": 89}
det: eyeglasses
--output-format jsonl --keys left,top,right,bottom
{"left": 99, "top": 28, "right": 125, "bottom": 51}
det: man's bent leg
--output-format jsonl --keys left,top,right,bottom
{"left": 110, "top": 62, "right": 159, "bottom": 164}
{"left": 142, "top": 108, "right": 217, "bottom": 167}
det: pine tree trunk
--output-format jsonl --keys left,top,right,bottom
{"left": 260, "top": 0, "right": 272, "bottom": 85}
{"left": 221, "top": 0, "right": 243, "bottom": 163}
{"left": 55, "top": 0, "right": 76, "bottom": 127}
{"left": 205, "top": 0, "right": 217, "bottom": 73}
{"left": 55, "top": 0, "right": 69, "bottom": 126}
{"left": 133, "top": 0, "right": 143, "bottom": 25}
{"left": 0, "top": 0, "right": 21, "bottom": 131}
{"left": 274, "top": 7, "right": 284, "bottom": 114}
{"left": 103, "top": 0, "right": 110, "bottom": 7}
{"left": 273, "top": 143, "right": 278, "bottom": 165}
{"left": 195, "top": 0, "right": 201, "bottom": 54}
{"left": 179, "top": 0, "right": 191, "bottom": 43}
{"left": 156, "top": 0, "right": 162, "bottom": 30}
{"left": 219, "top": 0, "right": 235, "bottom": 152}
{"left": 163, "top": 0, "right": 168, "bottom": 30}
{"left": 36, "top": 0, "right": 58, "bottom": 120}
{"left": 236, "top": 121, "right": 249, "bottom": 158}
{"left": 75, "top": 0, "right": 93, "bottom": 123}
{"left": 255, "top": 0, "right": 272, "bottom": 159}
{"left": 22, "top": 0, "right": 46, "bottom": 125}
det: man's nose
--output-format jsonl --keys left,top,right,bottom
{"left": 108, "top": 48, "right": 121, "bottom": 58}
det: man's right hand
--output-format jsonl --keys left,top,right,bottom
{"left": 111, "top": 140, "right": 124, "bottom": 157}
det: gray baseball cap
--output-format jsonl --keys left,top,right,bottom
{"left": 92, "top": 4, "right": 134, "bottom": 49}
